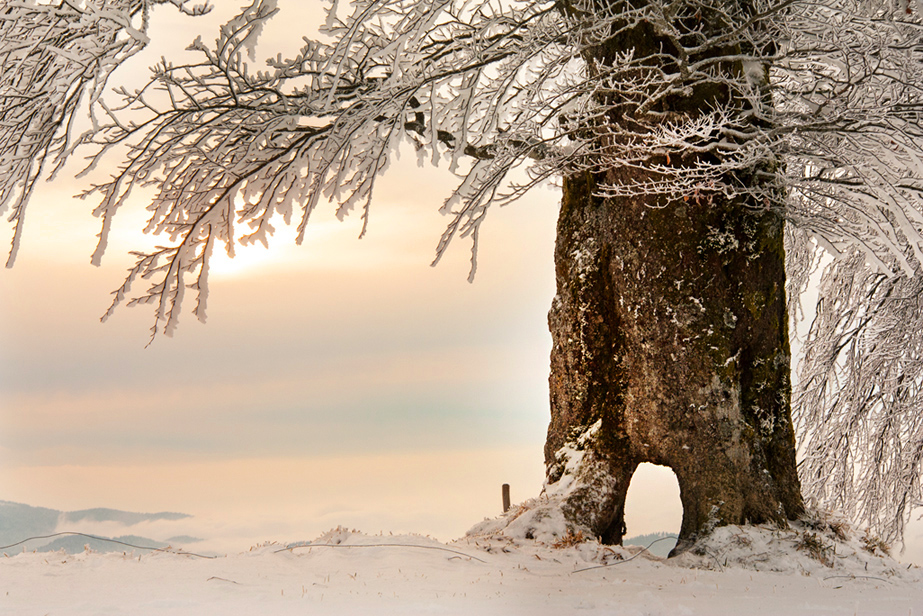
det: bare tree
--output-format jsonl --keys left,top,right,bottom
{"left": 3, "top": 0, "right": 923, "bottom": 549}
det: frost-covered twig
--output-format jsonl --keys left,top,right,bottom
{"left": 795, "top": 249, "right": 923, "bottom": 547}
{"left": 0, "top": 0, "right": 211, "bottom": 267}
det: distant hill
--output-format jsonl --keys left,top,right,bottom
{"left": 36, "top": 534, "right": 171, "bottom": 554}
{"left": 0, "top": 500, "right": 195, "bottom": 554}
{"left": 623, "top": 532, "right": 677, "bottom": 558}
{"left": 0, "top": 501, "right": 60, "bottom": 548}
{"left": 166, "top": 535, "right": 203, "bottom": 544}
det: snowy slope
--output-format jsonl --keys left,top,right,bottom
{"left": 3, "top": 524, "right": 921, "bottom": 615}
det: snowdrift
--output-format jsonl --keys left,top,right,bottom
{"left": 3, "top": 515, "right": 922, "bottom": 615}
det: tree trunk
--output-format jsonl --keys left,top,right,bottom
{"left": 543, "top": 0, "right": 805, "bottom": 554}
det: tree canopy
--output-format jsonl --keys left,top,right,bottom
{"left": 3, "top": 0, "right": 923, "bottom": 545}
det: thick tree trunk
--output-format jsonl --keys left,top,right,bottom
{"left": 543, "top": 171, "right": 804, "bottom": 553}
{"left": 543, "top": 0, "right": 805, "bottom": 554}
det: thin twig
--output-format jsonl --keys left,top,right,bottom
{"left": 823, "top": 574, "right": 892, "bottom": 584}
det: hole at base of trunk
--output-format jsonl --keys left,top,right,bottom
{"left": 622, "top": 462, "right": 681, "bottom": 557}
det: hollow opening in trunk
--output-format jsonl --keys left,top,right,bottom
{"left": 622, "top": 463, "right": 682, "bottom": 557}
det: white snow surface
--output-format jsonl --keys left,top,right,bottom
{"left": 4, "top": 518, "right": 923, "bottom": 615}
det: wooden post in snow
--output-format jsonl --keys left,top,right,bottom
{"left": 502, "top": 483, "right": 511, "bottom": 513}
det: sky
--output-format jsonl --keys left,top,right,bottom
{"left": 0, "top": 1, "right": 684, "bottom": 552}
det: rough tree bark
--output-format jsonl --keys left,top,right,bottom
{"left": 542, "top": 0, "right": 805, "bottom": 554}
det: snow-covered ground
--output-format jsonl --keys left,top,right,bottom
{"left": 5, "top": 520, "right": 922, "bottom": 615}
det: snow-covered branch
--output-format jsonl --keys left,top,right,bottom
{"left": 795, "top": 249, "right": 923, "bottom": 547}
{"left": 0, "top": 0, "right": 211, "bottom": 267}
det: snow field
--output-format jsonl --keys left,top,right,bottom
{"left": 3, "top": 525, "right": 922, "bottom": 615}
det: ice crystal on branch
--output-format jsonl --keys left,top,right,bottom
{"left": 1, "top": 0, "right": 145, "bottom": 267}
{"left": 0, "top": 0, "right": 211, "bottom": 268}
{"left": 796, "top": 250, "right": 923, "bottom": 547}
